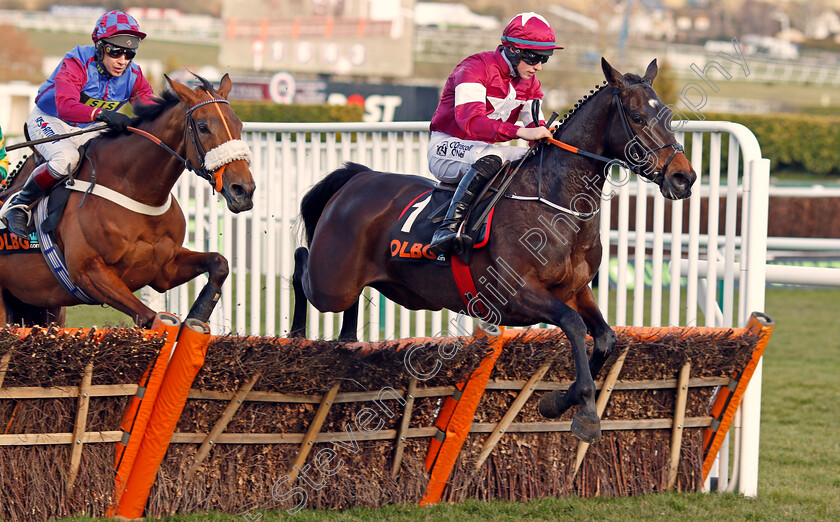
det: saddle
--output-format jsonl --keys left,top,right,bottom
{"left": 388, "top": 162, "right": 511, "bottom": 265}
{"left": 0, "top": 129, "right": 97, "bottom": 300}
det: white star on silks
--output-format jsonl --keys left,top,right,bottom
{"left": 487, "top": 85, "right": 521, "bottom": 121}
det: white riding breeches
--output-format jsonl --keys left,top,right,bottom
{"left": 27, "top": 106, "right": 104, "bottom": 178}
{"left": 427, "top": 131, "right": 530, "bottom": 182}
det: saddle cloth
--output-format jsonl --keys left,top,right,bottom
{"left": 388, "top": 185, "right": 496, "bottom": 265}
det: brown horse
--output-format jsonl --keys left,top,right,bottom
{"left": 290, "top": 58, "right": 696, "bottom": 442}
{"left": 0, "top": 74, "right": 255, "bottom": 328}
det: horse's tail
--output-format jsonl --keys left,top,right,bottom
{"left": 300, "top": 162, "right": 373, "bottom": 246}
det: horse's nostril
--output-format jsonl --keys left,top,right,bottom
{"left": 672, "top": 173, "right": 689, "bottom": 189}
{"left": 229, "top": 184, "right": 246, "bottom": 199}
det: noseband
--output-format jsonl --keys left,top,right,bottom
{"left": 607, "top": 83, "right": 684, "bottom": 181}
{"left": 184, "top": 97, "right": 252, "bottom": 191}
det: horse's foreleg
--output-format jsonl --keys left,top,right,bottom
{"left": 290, "top": 247, "right": 309, "bottom": 338}
{"left": 540, "top": 287, "right": 618, "bottom": 424}
{"left": 518, "top": 290, "right": 600, "bottom": 443}
{"left": 75, "top": 263, "right": 158, "bottom": 327}
{"left": 0, "top": 291, "right": 8, "bottom": 326}
{"left": 151, "top": 248, "right": 229, "bottom": 323}
{"left": 574, "top": 286, "right": 617, "bottom": 379}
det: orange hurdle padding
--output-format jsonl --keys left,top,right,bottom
{"left": 424, "top": 384, "right": 460, "bottom": 473}
{"left": 108, "top": 312, "right": 181, "bottom": 516}
{"left": 421, "top": 324, "right": 506, "bottom": 505}
{"left": 113, "top": 318, "right": 212, "bottom": 519}
{"left": 421, "top": 322, "right": 751, "bottom": 475}
{"left": 702, "top": 312, "right": 775, "bottom": 480}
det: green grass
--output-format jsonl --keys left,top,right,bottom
{"left": 65, "top": 304, "right": 133, "bottom": 328}
{"left": 55, "top": 288, "right": 840, "bottom": 520}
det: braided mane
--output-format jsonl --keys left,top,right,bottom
{"left": 554, "top": 72, "right": 650, "bottom": 133}
{"left": 556, "top": 81, "right": 608, "bottom": 128}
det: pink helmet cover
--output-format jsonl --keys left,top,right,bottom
{"left": 501, "top": 12, "right": 563, "bottom": 51}
{"left": 91, "top": 10, "right": 146, "bottom": 44}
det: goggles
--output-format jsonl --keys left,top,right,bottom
{"left": 518, "top": 49, "right": 549, "bottom": 66}
{"left": 103, "top": 44, "right": 136, "bottom": 60}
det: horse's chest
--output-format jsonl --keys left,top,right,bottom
{"left": 97, "top": 224, "right": 182, "bottom": 270}
{"left": 544, "top": 250, "right": 598, "bottom": 295}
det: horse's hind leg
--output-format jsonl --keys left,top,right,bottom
{"left": 290, "top": 247, "right": 309, "bottom": 338}
{"left": 1, "top": 290, "right": 65, "bottom": 326}
{"left": 291, "top": 247, "right": 360, "bottom": 341}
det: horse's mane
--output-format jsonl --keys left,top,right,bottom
{"left": 553, "top": 72, "right": 649, "bottom": 132}
{"left": 101, "top": 74, "right": 216, "bottom": 137}
{"left": 556, "top": 81, "right": 609, "bottom": 129}
{"left": 131, "top": 89, "right": 181, "bottom": 124}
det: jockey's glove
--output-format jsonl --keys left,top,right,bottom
{"left": 96, "top": 110, "right": 132, "bottom": 132}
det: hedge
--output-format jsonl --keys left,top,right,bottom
{"left": 230, "top": 102, "right": 364, "bottom": 123}
{"left": 702, "top": 112, "right": 840, "bottom": 177}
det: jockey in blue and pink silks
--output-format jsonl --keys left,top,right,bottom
{"left": 1, "top": 10, "right": 155, "bottom": 239}
{"left": 427, "top": 12, "right": 563, "bottom": 256}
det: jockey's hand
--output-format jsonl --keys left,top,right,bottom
{"left": 517, "top": 126, "right": 553, "bottom": 142}
{"left": 96, "top": 110, "right": 132, "bottom": 133}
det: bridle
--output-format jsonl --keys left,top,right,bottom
{"left": 126, "top": 93, "right": 252, "bottom": 192}
{"left": 604, "top": 83, "right": 684, "bottom": 181}
{"left": 505, "top": 82, "right": 685, "bottom": 219}
{"left": 545, "top": 82, "right": 684, "bottom": 180}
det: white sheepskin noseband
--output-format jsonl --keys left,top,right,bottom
{"left": 203, "top": 139, "right": 253, "bottom": 171}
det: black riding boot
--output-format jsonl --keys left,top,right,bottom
{"left": 1, "top": 163, "right": 57, "bottom": 239}
{"left": 429, "top": 155, "right": 501, "bottom": 256}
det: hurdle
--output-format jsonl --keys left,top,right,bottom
{"left": 0, "top": 311, "right": 772, "bottom": 519}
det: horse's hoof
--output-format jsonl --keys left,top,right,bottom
{"left": 571, "top": 411, "right": 602, "bottom": 443}
{"left": 538, "top": 389, "right": 575, "bottom": 419}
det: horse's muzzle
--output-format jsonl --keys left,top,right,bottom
{"left": 224, "top": 181, "right": 256, "bottom": 212}
{"left": 661, "top": 170, "right": 695, "bottom": 200}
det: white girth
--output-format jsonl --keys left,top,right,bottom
{"left": 67, "top": 180, "right": 173, "bottom": 216}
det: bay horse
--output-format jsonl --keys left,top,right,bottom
{"left": 291, "top": 58, "right": 696, "bottom": 442}
{"left": 0, "top": 74, "right": 255, "bottom": 328}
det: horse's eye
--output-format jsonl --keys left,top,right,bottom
{"left": 631, "top": 114, "right": 645, "bottom": 125}
{"left": 197, "top": 122, "right": 210, "bottom": 134}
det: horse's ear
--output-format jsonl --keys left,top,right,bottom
{"left": 217, "top": 73, "right": 232, "bottom": 99}
{"left": 165, "top": 74, "right": 198, "bottom": 105}
{"left": 601, "top": 57, "right": 625, "bottom": 89}
{"left": 643, "top": 59, "right": 658, "bottom": 85}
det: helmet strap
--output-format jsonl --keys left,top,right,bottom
{"left": 93, "top": 42, "right": 113, "bottom": 79}
{"left": 502, "top": 45, "right": 521, "bottom": 77}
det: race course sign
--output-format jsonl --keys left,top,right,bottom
{"left": 220, "top": 0, "right": 415, "bottom": 78}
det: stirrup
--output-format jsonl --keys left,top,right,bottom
{"left": 0, "top": 206, "right": 34, "bottom": 237}
{"left": 430, "top": 226, "right": 468, "bottom": 256}
{"left": 0, "top": 201, "right": 32, "bottom": 225}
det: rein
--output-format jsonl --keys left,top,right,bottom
{"left": 544, "top": 84, "right": 683, "bottom": 178}
{"left": 67, "top": 95, "right": 251, "bottom": 213}
{"left": 500, "top": 83, "right": 685, "bottom": 220}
